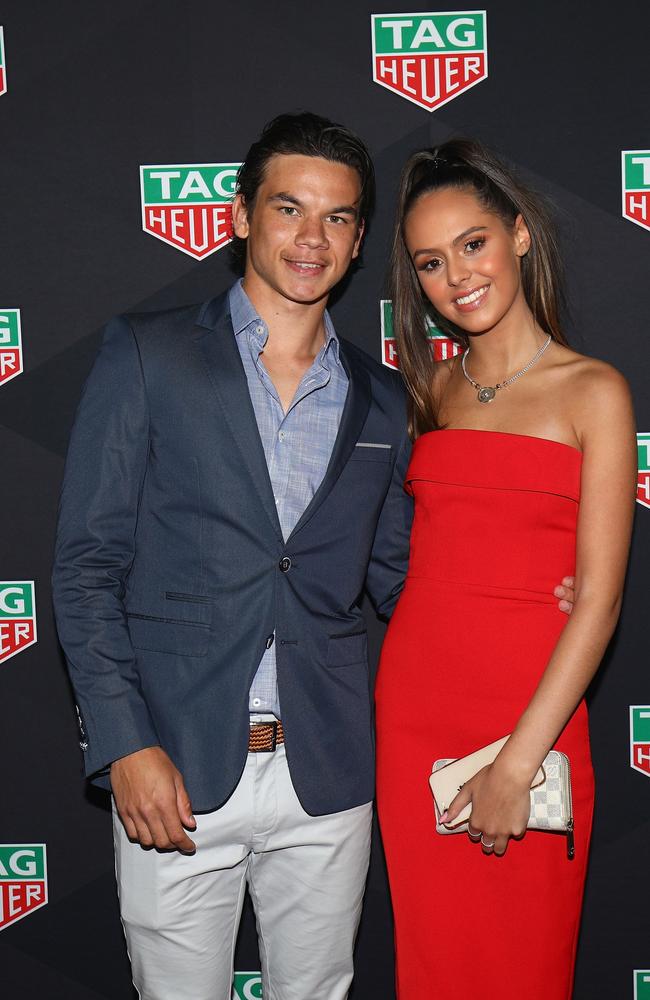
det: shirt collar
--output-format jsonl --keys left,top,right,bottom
{"left": 228, "top": 278, "right": 342, "bottom": 366}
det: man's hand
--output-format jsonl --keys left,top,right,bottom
{"left": 554, "top": 576, "right": 576, "bottom": 615}
{"left": 111, "top": 746, "right": 197, "bottom": 852}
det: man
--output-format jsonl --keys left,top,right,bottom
{"left": 52, "top": 112, "right": 575, "bottom": 1000}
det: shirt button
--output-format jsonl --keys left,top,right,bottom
{"left": 252, "top": 698, "right": 261, "bottom": 708}
{"left": 256, "top": 326, "right": 263, "bottom": 335}
{"left": 278, "top": 431, "right": 285, "bottom": 441}
{"left": 279, "top": 556, "right": 292, "bottom": 573}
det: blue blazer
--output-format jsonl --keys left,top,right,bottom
{"left": 52, "top": 291, "right": 413, "bottom": 814}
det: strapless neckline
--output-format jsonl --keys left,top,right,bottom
{"left": 417, "top": 428, "right": 582, "bottom": 460}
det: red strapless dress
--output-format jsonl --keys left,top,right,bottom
{"left": 375, "top": 430, "right": 594, "bottom": 1000}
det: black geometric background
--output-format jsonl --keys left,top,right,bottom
{"left": 0, "top": 2, "right": 648, "bottom": 997}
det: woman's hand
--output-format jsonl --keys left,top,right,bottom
{"left": 439, "top": 760, "right": 532, "bottom": 857}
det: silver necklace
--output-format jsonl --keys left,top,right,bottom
{"left": 461, "top": 334, "right": 552, "bottom": 404}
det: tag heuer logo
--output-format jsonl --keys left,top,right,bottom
{"left": 0, "top": 27, "right": 6, "bottom": 96}
{"left": 0, "top": 582, "right": 37, "bottom": 665}
{"left": 380, "top": 299, "right": 462, "bottom": 370}
{"left": 371, "top": 11, "right": 487, "bottom": 112}
{"left": 140, "top": 163, "right": 241, "bottom": 259}
{"left": 637, "top": 433, "right": 650, "bottom": 508}
{"left": 630, "top": 707, "right": 650, "bottom": 777}
{"left": 0, "top": 309, "right": 23, "bottom": 387}
{"left": 622, "top": 151, "right": 650, "bottom": 233}
{"left": 232, "top": 971, "right": 262, "bottom": 1000}
{"left": 635, "top": 971, "right": 650, "bottom": 999}
{"left": 0, "top": 845, "right": 47, "bottom": 931}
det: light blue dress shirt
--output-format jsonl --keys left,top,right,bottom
{"left": 229, "top": 280, "right": 349, "bottom": 718}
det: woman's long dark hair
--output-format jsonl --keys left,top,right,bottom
{"left": 390, "top": 139, "right": 569, "bottom": 438}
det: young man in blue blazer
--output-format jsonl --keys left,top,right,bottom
{"left": 52, "top": 112, "right": 574, "bottom": 1000}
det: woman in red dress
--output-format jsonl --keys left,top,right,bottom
{"left": 375, "top": 140, "right": 636, "bottom": 999}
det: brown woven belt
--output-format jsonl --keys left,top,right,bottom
{"left": 248, "top": 720, "right": 284, "bottom": 753}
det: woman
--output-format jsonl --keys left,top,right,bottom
{"left": 374, "top": 140, "right": 636, "bottom": 999}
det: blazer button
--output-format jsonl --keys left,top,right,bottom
{"left": 279, "top": 556, "right": 292, "bottom": 573}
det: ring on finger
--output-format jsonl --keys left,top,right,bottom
{"left": 480, "top": 836, "right": 495, "bottom": 850}
{"left": 468, "top": 825, "right": 482, "bottom": 842}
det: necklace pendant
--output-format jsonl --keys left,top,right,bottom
{"left": 477, "top": 386, "right": 496, "bottom": 404}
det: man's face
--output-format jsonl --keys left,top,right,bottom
{"left": 232, "top": 154, "right": 364, "bottom": 307}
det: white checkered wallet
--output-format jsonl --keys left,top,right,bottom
{"left": 429, "top": 735, "right": 575, "bottom": 859}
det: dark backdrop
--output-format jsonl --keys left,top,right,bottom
{"left": 0, "top": 2, "right": 648, "bottom": 997}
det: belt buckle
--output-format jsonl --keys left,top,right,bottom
{"left": 250, "top": 719, "right": 277, "bottom": 752}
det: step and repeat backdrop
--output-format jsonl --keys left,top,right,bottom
{"left": 0, "top": 2, "right": 649, "bottom": 997}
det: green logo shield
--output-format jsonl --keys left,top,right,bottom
{"left": 0, "top": 27, "right": 6, "bottom": 96}
{"left": 140, "top": 163, "right": 241, "bottom": 259}
{"left": 232, "top": 972, "right": 263, "bottom": 999}
{"left": 630, "top": 707, "right": 650, "bottom": 777}
{"left": 635, "top": 971, "right": 650, "bottom": 999}
{"left": 0, "top": 309, "right": 23, "bottom": 387}
{"left": 0, "top": 845, "right": 48, "bottom": 931}
{"left": 0, "top": 581, "right": 37, "bottom": 665}
{"left": 380, "top": 299, "right": 462, "bottom": 370}
{"left": 637, "top": 433, "right": 650, "bottom": 509}
{"left": 371, "top": 11, "right": 487, "bottom": 111}
{"left": 622, "top": 151, "right": 650, "bottom": 233}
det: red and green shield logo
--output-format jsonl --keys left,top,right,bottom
{"left": 637, "top": 433, "right": 650, "bottom": 509}
{"left": 0, "top": 845, "right": 47, "bottom": 931}
{"left": 635, "top": 971, "right": 650, "bottom": 999}
{"left": 140, "top": 163, "right": 241, "bottom": 259}
{"left": 0, "top": 27, "right": 6, "bottom": 96}
{"left": 232, "top": 972, "right": 262, "bottom": 1000}
{"left": 380, "top": 299, "right": 462, "bottom": 370}
{"left": 622, "top": 151, "right": 650, "bottom": 233}
{"left": 371, "top": 11, "right": 487, "bottom": 112}
{"left": 0, "top": 582, "right": 37, "bottom": 665}
{"left": 0, "top": 309, "right": 23, "bottom": 387}
{"left": 630, "top": 707, "right": 650, "bottom": 777}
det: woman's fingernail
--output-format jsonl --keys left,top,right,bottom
{"left": 439, "top": 810, "right": 449, "bottom": 823}
{"left": 559, "top": 600, "right": 570, "bottom": 611}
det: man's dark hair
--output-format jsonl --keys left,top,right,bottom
{"left": 231, "top": 111, "right": 375, "bottom": 266}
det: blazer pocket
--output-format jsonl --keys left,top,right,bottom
{"left": 327, "top": 631, "right": 368, "bottom": 667}
{"left": 127, "top": 614, "right": 210, "bottom": 657}
{"left": 165, "top": 591, "right": 214, "bottom": 605}
{"left": 349, "top": 444, "right": 392, "bottom": 463}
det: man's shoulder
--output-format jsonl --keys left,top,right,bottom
{"left": 120, "top": 290, "right": 229, "bottom": 344}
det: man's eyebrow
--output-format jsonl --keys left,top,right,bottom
{"left": 267, "top": 192, "right": 359, "bottom": 218}
{"left": 412, "top": 226, "right": 488, "bottom": 259}
{"left": 268, "top": 192, "right": 302, "bottom": 206}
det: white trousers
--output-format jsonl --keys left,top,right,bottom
{"left": 112, "top": 743, "right": 372, "bottom": 1000}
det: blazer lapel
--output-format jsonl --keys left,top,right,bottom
{"left": 288, "top": 339, "right": 371, "bottom": 541}
{"left": 194, "top": 296, "right": 283, "bottom": 542}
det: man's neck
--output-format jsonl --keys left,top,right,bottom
{"left": 241, "top": 276, "right": 329, "bottom": 362}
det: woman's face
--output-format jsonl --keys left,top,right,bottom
{"left": 403, "top": 186, "right": 531, "bottom": 335}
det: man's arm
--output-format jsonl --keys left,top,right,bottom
{"left": 52, "top": 316, "right": 196, "bottom": 850}
{"left": 364, "top": 425, "right": 413, "bottom": 619}
{"left": 52, "top": 316, "right": 158, "bottom": 773}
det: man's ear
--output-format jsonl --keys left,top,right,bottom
{"left": 352, "top": 219, "right": 365, "bottom": 260}
{"left": 231, "top": 193, "right": 250, "bottom": 239}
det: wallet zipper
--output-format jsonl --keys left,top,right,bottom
{"left": 558, "top": 751, "right": 575, "bottom": 860}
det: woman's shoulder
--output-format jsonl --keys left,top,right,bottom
{"left": 550, "top": 344, "right": 631, "bottom": 399}
{"left": 550, "top": 345, "right": 634, "bottom": 438}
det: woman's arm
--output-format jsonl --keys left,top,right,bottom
{"left": 443, "top": 364, "right": 637, "bottom": 854}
